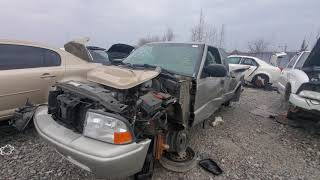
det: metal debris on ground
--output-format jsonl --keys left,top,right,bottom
{"left": 250, "top": 105, "right": 278, "bottom": 118}
{"left": 0, "top": 144, "right": 15, "bottom": 156}
{"left": 211, "top": 116, "right": 224, "bottom": 127}
{"left": 199, "top": 159, "right": 223, "bottom": 175}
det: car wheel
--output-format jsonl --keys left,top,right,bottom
{"left": 252, "top": 74, "right": 269, "bottom": 88}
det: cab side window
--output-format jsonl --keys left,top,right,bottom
{"left": 0, "top": 44, "right": 61, "bottom": 70}
{"left": 205, "top": 51, "right": 216, "bottom": 66}
{"left": 201, "top": 46, "right": 222, "bottom": 78}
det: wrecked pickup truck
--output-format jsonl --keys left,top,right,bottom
{"left": 34, "top": 42, "right": 244, "bottom": 178}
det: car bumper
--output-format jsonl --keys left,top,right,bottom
{"left": 289, "top": 94, "right": 320, "bottom": 112}
{"left": 34, "top": 106, "right": 151, "bottom": 178}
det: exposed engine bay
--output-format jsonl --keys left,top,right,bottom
{"left": 48, "top": 73, "right": 192, "bottom": 153}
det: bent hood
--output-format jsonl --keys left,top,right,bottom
{"left": 87, "top": 66, "right": 160, "bottom": 89}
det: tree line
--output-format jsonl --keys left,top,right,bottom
{"left": 137, "top": 10, "right": 320, "bottom": 53}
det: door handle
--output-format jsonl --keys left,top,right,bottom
{"left": 220, "top": 79, "right": 225, "bottom": 85}
{"left": 40, "top": 73, "right": 56, "bottom": 79}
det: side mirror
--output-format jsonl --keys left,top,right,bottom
{"left": 203, "top": 64, "right": 228, "bottom": 77}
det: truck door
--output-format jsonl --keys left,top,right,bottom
{"left": 193, "top": 46, "right": 226, "bottom": 125}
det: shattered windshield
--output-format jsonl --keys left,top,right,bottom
{"left": 123, "top": 43, "right": 203, "bottom": 76}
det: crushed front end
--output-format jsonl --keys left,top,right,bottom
{"left": 34, "top": 72, "right": 192, "bottom": 178}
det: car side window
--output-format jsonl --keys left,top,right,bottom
{"left": 241, "top": 58, "right": 257, "bottom": 66}
{"left": 227, "top": 57, "right": 241, "bottom": 64}
{"left": 0, "top": 44, "right": 61, "bottom": 70}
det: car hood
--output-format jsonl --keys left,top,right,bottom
{"left": 303, "top": 38, "right": 320, "bottom": 68}
{"left": 87, "top": 66, "right": 160, "bottom": 89}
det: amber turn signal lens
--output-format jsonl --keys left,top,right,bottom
{"left": 114, "top": 132, "right": 133, "bottom": 144}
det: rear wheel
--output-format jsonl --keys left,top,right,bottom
{"left": 252, "top": 74, "right": 269, "bottom": 88}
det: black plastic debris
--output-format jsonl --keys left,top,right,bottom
{"left": 199, "top": 159, "right": 223, "bottom": 175}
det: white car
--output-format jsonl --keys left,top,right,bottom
{"left": 227, "top": 55, "right": 281, "bottom": 87}
{"left": 276, "top": 39, "right": 320, "bottom": 118}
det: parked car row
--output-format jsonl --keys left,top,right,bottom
{"left": 0, "top": 39, "right": 247, "bottom": 178}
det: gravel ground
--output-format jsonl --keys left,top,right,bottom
{"left": 1, "top": 87, "right": 320, "bottom": 180}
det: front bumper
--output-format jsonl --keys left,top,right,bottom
{"left": 34, "top": 106, "right": 151, "bottom": 178}
{"left": 289, "top": 94, "right": 320, "bottom": 112}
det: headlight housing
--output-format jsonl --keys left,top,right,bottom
{"left": 83, "top": 110, "right": 133, "bottom": 144}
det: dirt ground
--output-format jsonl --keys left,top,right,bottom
{"left": 1, "top": 87, "right": 320, "bottom": 180}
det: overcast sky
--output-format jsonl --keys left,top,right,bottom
{"left": 0, "top": 0, "right": 319, "bottom": 51}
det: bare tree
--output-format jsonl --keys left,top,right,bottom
{"left": 248, "top": 38, "right": 270, "bottom": 53}
{"left": 137, "top": 28, "right": 176, "bottom": 46}
{"left": 162, "top": 28, "right": 175, "bottom": 41}
{"left": 190, "top": 10, "right": 223, "bottom": 47}
{"left": 300, "top": 39, "right": 308, "bottom": 51}
{"left": 137, "top": 35, "right": 161, "bottom": 46}
{"left": 218, "top": 24, "right": 225, "bottom": 48}
{"left": 191, "top": 10, "right": 206, "bottom": 42}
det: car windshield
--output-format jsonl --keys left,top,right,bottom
{"left": 123, "top": 43, "right": 203, "bottom": 76}
{"left": 88, "top": 49, "right": 111, "bottom": 65}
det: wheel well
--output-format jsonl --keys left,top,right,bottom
{"left": 252, "top": 73, "right": 270, "bottom": 82}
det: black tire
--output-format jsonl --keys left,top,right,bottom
{"left": 252, "top": 74, "right": 269, "bottom": 88}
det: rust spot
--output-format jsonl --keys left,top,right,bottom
{"left": 155, "top": 134, "right": 169, "bottom": 160}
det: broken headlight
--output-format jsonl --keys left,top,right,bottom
{"left": 83, "top": 110, "right": 133, "bottom": 144}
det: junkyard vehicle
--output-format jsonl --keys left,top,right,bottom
{"left": 276, "top": 38, "right": 320, "bottom": 118}
{"left": 65, "top": 38, "right": 134, "bottom": 65}
{"left": 227, "top": 55, "right": 281, "bottom": 88}
{"left": 0, "top": 39, "right": 101, "bottom": 122}
{"left": 34, "top": 42, "right": 244, "bottom": 178}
